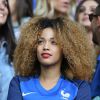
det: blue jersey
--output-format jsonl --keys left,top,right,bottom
{"left": 20, "top": 76, "right": 78, "bottom": 100}
{"left": 7, "top": 76, "right": 91, "bottom": 100}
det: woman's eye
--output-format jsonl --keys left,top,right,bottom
{"left": 91, "top": 8, "right": 95, "bottom": 13}
{"left": 37, "top": 40, "right": 43, "bottom": 44}
{"left": 79, "top": 7, "right": 85, "bottom": 13}
{"left": 51, "top": 41, "right": 57, "bottom": 45}
{"left": 3, "top": 1, "right": 7, "bottom": 7}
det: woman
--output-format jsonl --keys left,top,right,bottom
{"left": 8, "top": 17, "right": 95, "bottom": 100}
{"left": 8, "top": 0, "right": 33, "bottom": 42}
{"left": 0, "top": 0, "right": 16, "bottom": 100}
{"left": 34, "top": 0, "right": 75, "bottom": 19}
{"left": 75, "top": 0, "right": 99, "bottom": 46}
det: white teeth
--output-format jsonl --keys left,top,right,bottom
{"left": 0, "top": 14, "right": 3, "bottom": 17}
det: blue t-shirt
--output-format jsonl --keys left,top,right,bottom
{"left": 7, "top": 76, "right": 91, "bottom": 100}
{"left": 20, "top": 76, "right": 78, "bottom": 100}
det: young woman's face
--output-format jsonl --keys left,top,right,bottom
{"left": 0, "top": 0, "right": 8, "bottom": 25}
{"left": 37, "top": 27, "right": 62, "bottom": 67}
{"left": 49, "top": 0, "right": 71, "bottom": 15}
{"left": 78, "top": 0, "right": 98, "bottom": 27}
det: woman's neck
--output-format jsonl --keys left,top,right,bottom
{"left": 54, "top": 10, "right": 66, "bottom": 18}
{"left": 40, "top": 65, "right": 61, "bottom": 81}
{"left": 39, "top": 65, "right": 61, "bottom": 90}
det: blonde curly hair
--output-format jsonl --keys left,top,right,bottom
{"left": 14, "top": 16, "right": 96, "bottom": 80}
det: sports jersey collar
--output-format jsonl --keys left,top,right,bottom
{"left": 35, "top": 76, "right": 63, "bottom": 96}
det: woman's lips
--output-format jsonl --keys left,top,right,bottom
{"left": 41, "top": 53, "right": 52, "bottom": 58}
{"left": 83, "top": 16, "right": 89, "bottom": 21}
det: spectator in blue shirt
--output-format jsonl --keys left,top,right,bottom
{"left": 8, "top": 16, "right": 95, "bottom": 100}
{"left": 0, "top": 0, "right": 16, "bottom": 100}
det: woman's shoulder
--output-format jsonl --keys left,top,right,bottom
{"left": 72, "top": 79, "right": 91, "bottom": 100}
{"left": 10, "top": 75, "right": 38, "bottom": 85}
{"left": 7, "top": 76, "right": 26, "bottom": 100}
{"left": 8, "top": 76, "right": 34, "bottom": 100}
{"left": 73, "top": 79, "right": 91, "bottom": 93}
{"left": 73, "top": 79, "right": 90, "bottom": 88}
{"left": 11, "top": 75, "right": 33, "bottom": 83}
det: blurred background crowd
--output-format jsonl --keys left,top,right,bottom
{"left": 0, "top": 0, "right": 100, "bottom": 100}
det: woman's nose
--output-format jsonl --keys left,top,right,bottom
{"left": 43, "top": 42, "right": 50, "bottom": 50}
{"left": 84, "top": 9, "right": 90, "bottom": 15}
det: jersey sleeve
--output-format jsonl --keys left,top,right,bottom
{"left": 75, "top": 81, "right": 91, "bottom": 100}
{"left": 7, "top": 76, "right": 22, "bottom": 100}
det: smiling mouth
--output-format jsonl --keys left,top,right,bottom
{"left": 0, "top": 13, "right": 3, "bottom": 17}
